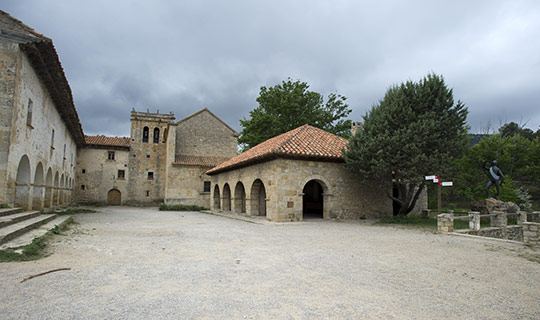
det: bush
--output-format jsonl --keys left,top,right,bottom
{"left": 159, "top": 204, "right": 207, "bottom": 212}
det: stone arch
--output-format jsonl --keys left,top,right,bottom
{"left": 213, "top": 184, "right": 221, "bottom": 210}
{"left": 53, "top": 171, "right": 59, "bottom": 206}
{"left": 32, "top": 162, "right": 45, "bottom": 211}
{"left": 250, "top": 179, "right": 267, "bottom": 217}
{"left": 302, "top": 178, "right": 330, "bottom": 219}
{"left": 15, "top": 155, "right": 31, "bottom": 210}
{"left": 60, "top": 174, "right": 65, "bottom": 204}
{"left": 222, "top": 183, "right": 231, "bottom": 211}
{"left": 107, "top": 189, "right": 122, "bottom": 205}
{"left": 45, "top": 168, "right": 53, "bottom": 208}
{"left": 233, "top": 181, "right": 246, "bottom": 214}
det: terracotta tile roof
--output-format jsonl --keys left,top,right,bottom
{"left": 173, "top": 155, "right": 232, "bottom": 167}
{"left": 207, "top": 124, "right": 348, "bottom": 175}
{"left": 85, "top": 135, "right": 131, "bottom": 148}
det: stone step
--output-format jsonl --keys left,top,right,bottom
{"left": 0, "top": 211, "right": 40, "bottom": 228}
{"left": 0, "top": 207, "right": 23, "bottom": 217}
{"left": 0, "top": 214, "right": 57, "bottom": 246}
{"left": 0, "top": 216, "right": 72, "bottom": 250}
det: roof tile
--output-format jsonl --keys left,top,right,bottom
{"left": 207, "top": 124, "right": 348, "bottom": 175}
{"left": 85, "top": 135, "right": 131, "bottom": 147}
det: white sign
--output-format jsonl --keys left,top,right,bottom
{"left": 441, "top": 181, "right": 453, "bottom": 187}
{"left": 433, "top": 178, "right": 439, "bottom": 183}
{"left": 425, "top": 175, "right": 436, "bottom": 181}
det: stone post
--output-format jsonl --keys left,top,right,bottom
{"left": 517, "top": 211, "right": 527, "bottom": 225}
{"left": 437, "top": 213, "right": 454, "bottom": 233}
{"left": 490, "top": 210, "right": 507, "bottom": 228}
{"left": 469, "top": 211, "right": 480, "bottom": 231}
{"left": 523, "top": 222, "right": 540, "bottom": 248}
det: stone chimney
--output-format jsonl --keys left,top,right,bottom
{"left": 351, "top": 121, "right": 362, "bottom": 136}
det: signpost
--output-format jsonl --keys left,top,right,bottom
{"left": 425, "top": 175, "right": 453, "bottom": 214}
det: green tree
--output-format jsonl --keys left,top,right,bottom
{"left": 239, "top": 78, "right": 352, "bottom": 149}
{"left": 343, "top": 73, "right": 469, "bottom": 215}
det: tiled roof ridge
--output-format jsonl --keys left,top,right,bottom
{"left": 85, "top": 135, "right": 131, "bottom": 147}
{"left": 273, "top": 124, "right": 310, "bottom": 154}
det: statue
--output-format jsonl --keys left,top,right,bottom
{"left": 483, "top": 160, "right": 504, "bottom": 200}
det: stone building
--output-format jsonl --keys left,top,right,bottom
{"left": 207, "top": 125, "right": 396, "bottom": 222}
{"left": 75, "top": 108, "right": 238, "bottom": 207}
{"left": 0, "top": 11, "right": 83, "bottom": 210}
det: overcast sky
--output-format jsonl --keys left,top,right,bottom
{"left": 4, "top": 0, "right": 540, "bottom": 137}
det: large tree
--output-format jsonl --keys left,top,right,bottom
{"left": 239, "top": 78, "right": 352, "bottom": 149}
{"left": 343, "top": 73, "right": 469, "bottom": 215}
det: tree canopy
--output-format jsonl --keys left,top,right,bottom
{"left": 343, "top": 73, "right": 469, "bottom": 215}
{"left": 239, "top": 79, "right": 352, "bottom": 149}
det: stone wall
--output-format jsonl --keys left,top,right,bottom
{"left": 175, "top": 109, "right": 237, "bottom": 158}
{"left": 465, "top": 226, "right": 523, "bottom": 242}
{"left": 0, "top": 40, "right": 77, "bottom": 209}
{"left": 210, "top": 158, "right": 394, "bottom": 222}
{"left": 74, "top": 147, "right": 129, "bottom": 205}
{"left": 523, "top": 222, "right": 540, "bottom": 248}
{"left": 164, "top": 165, "right": 211, "bottom": 208}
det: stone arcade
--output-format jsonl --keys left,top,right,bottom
{"left": 0, "top": 11, "right": 425, "bottom": 222}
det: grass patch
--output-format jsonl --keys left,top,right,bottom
{"left": 54, "top": 208, "right": 97, "bottom": 215}
{"left": 1, "top": 203, "right": 10, "bottom": 209}
{"left": 159, "top": 204, "right": 208, "bottom": 212}
{"left": 0, "top": 216, "right": 73, "bottom": 262}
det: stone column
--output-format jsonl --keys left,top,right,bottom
{"left": 469, "top": 211, "right": 480, "bottom": 231}
{"left": 490, "top": 210, "right": 507, "bottom": 228}
{"left": 523, "top": 222, "right": 540, "bottom": 248}
{"left": 517, "top": 211, "right": 527, "bottom": 225}
{"left": 437, "top": 213, "right": 454, "bottom": 233}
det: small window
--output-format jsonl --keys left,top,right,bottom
{"left": 82, "top": 169, "right": 86, "bottom": 174}
{"left": 81, "top": 185, "right": 85, "bottom": 190}
{"left": 146, "top": 190, "right": 150, "bottom": 197}
{"left": 26, "top": 99, "right": 33, "bottom": 126}
{"left": 147, "top": 172, "right": 154, "bottom": 180}
{"left": 108, "top": 151, "right": 115, "bottom": 160}
{"left": 118, "top": 170, "right": 125, "bottom": 179}
{"left": 153, "top": 127, "right": 160, "bottom": 143}
{"left": 146, "top": 155, "right": 150, "bottom": 158}
{"left": 203, "top": 181, "right": 211, "bottom": 192}
{"left": 51, "top": 129, "right": 55, "bottom": 147}
{"left": 142, "top": 127, "right": 149, "bottom": 143}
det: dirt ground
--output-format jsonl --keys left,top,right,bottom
{"left": 1, "top": 206, "right": 539, "bottom": 319}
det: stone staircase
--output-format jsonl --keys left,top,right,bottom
{"left": 0, "top": 207, "right": 71, "bottom": 250}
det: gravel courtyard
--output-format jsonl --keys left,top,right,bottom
{"left": 1, "top": 206, "right": 539, "bottom": 319}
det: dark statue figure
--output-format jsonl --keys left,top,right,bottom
{"left": 483, "top": 160, "right": 504, "bottom": 200}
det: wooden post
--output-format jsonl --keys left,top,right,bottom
{"left": 438, "top": 183, "right": 442, "bottom": 215}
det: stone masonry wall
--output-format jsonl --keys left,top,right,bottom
{"left": 75, "top": 147, "right": 129, "bottom": 205}
{"left": 1, "top": 41, "right": 77, "bottom": 209}
{"left": 211, "top": 158, "right": 393, "bottom": 222}
{"left": 164, "top": 165, "right": 211, "bottom": 208}
{"left": 175, "top": 109, "right": 237, "bottom": 158}
{"left": 523, "top": 222, "right": 540, "bottom": 248}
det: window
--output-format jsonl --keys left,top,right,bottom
{"left": 118, "top": 170, "right": 125, "bottom": 179}
{"left": 51, "top": 129, "right": 55, "bottom": 147}
{"left": 26, "top": 99, "right": 33, "bottom": 126}
{"left": 146, "top": 155, "right": 150, "bottom": 158}
{"left": 146, "top": 190, "right": 150, "bottom": 197}
{"left": 81, "top": 185, "right": 85, "bottom": 190}
{"left": 82, "top": 169, "right": 86, "bottom": 174}
{"left": 203, "top": 181, "right": 211, "bottom": 192}
{"left": 142, "top": 127, "right": 149, "bottom": 143}
{"left": 153, "top": 127, "right": 160, "bottom": 143}
{"left": 108, "top": 151, "right": 115, "bottom": 160}
{"left": 147, "top": 172, "right": 154, "bottom": 180}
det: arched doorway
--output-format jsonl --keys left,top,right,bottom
{"left": 32, "top": 162, "right": 44, "bottom": 211}
{"left": 250, "top": 179, "right": 266, "bottom": 217}
{"left": 234, "top": 182, "right": 246, "bottom": 213}
{"left": 222, "top": 183, "right": 231, "bottom": 211}
{"left": 107, "top": 189, "right": 122, "bottom": 205}
{"left": 45, "top": 168, "right": 53, "bottom": 208}
{"left": 213, "top": 185, "right": 221, "bottom": 210}
{"left": 302, "top": 180, "right": 324, "bottom": 219}
{"left": 15, "top": 155, "right": 31, "bottom": 210}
